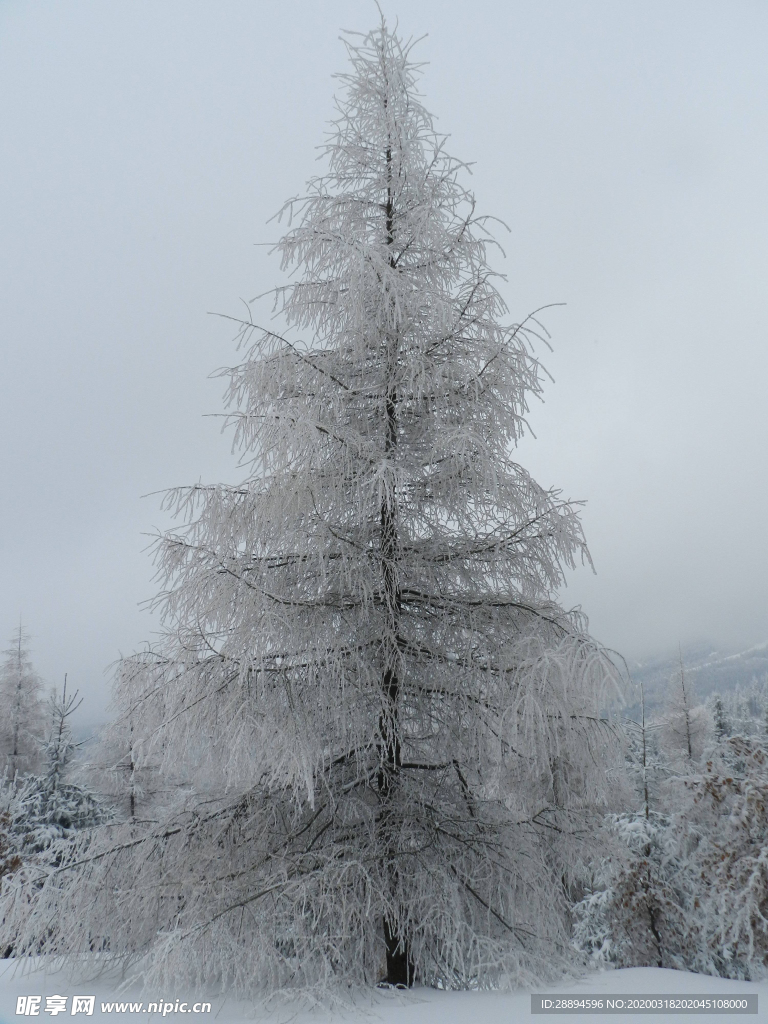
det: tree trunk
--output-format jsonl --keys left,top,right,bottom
{"left": 378, "top": 135, "right": 413, "bottom": 986}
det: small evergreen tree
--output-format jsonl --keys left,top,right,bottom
{"left": 7, "top": 679, "right": 105, "bottom": 856}
{"left": 710, "top": 694, "right": 730, "bottom": 742}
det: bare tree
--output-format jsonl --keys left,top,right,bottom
{"left": 662, "top": 648, "right": 710, "bottom": 766}
{"left": 0, "top": 625, "right": 44, "bottom": 778}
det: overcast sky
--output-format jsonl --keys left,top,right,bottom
{"left": 2, "top": 0, "right": 767, "bottom": 727}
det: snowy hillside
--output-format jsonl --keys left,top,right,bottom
{"left": 628, "top": 642, "right": 768, "bottom": 712}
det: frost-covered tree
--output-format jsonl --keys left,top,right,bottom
{"left": 88, "top": 650, "right": 169, "bottom": 819}
{"left": 0, "top": 626, "right": 45, "bottom": 778}
{"left": 574, "top": 681, "right": 686, "bottom": 969}
{"left": 2, "top": 679, "right": 105, "bottom": 857}
{"left": 578, "top": 672, "right": 768, "bottom": 979}
{"left": 710, "top": 694, "right": 730, "bottom": 742}
{"left": 573, "top": 810, "right": 687, "bottom": 970}
{"left": 0, "top": 19, "right": 622, "bottom": 995}
{"left": 0, "top": 680, "right": 105, "bottom": 966}
{"left": 0, "top": 810, "right": 21, "bottom": 884}
{"left": 625, "top": 680, "right": 666, "bottom": 819}
{"left": 43, "top": 678, "right": 79, "bottom": 794}
{"left": 668, "top": 736, "right": 768, "bottom": 979}
{"left": 661, "top": 653, "right": 710, "bottom": 767}
{"left": 706, "top": 677, "right": 768, "bottom": 743}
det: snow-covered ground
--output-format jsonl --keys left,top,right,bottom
{"left": 0, "top": 963, "right": 764, "bottom": 1024}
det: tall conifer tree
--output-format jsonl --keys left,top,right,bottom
{"left": 0, "top": 19, "right": 620, "bottom": 994}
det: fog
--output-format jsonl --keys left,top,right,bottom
{"left": 2, "top": 0, "right": 766, "bottom": 727}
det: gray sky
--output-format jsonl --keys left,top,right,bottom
{"left": 2, "top": 0, "right": 767, "bottom": 727}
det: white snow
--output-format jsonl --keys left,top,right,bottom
{"left": 0, "top": 964, "right": 765, "bottom": 1024}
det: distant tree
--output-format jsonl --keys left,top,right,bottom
{"left": 661, "top": 651, "right": 710, "bottom": 766}
{"left": 0, "top": 18, "right": 622, "bottom": 996}
{"left": 710, "top": 694, "right": 730, "bottom": 742}
{"left": 0, "top": 625, "right": 45, "bottom": 778}
{"left": 705, "top": 677, "right": 768, "bottom": 743}
{"left": 625, "top": 679, "right": 667, "bottom": 819}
